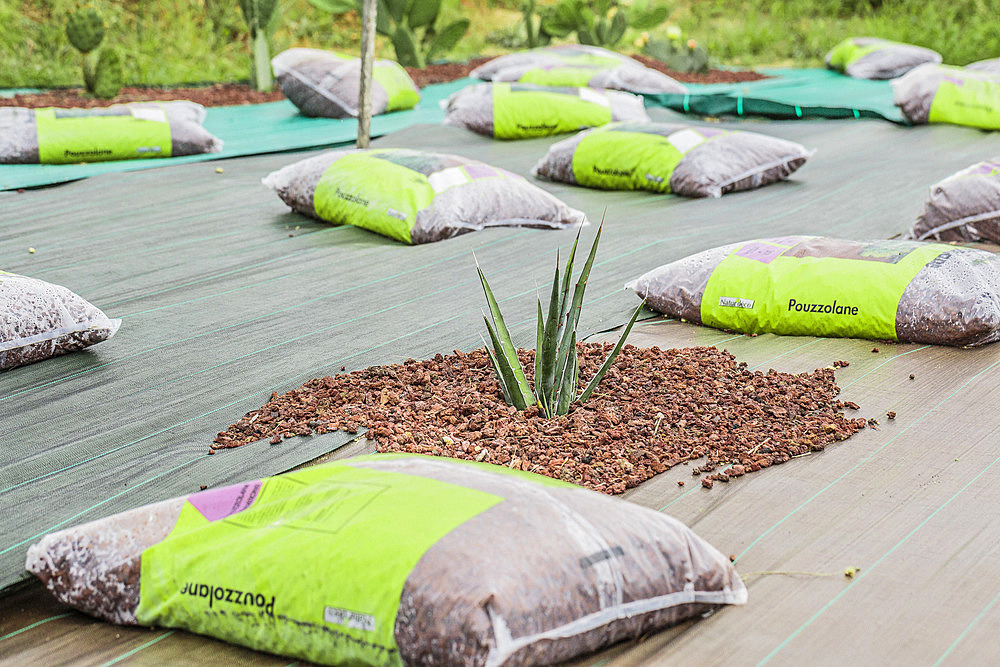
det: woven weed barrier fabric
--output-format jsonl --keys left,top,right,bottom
{"left": 3, "top": 110, "right": 1000, "bottom": 594}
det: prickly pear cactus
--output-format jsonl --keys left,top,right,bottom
{"left": 92, "top": 47, "right": 123, "bottom": 99}
{"left": 66, "top": 7, "right": 105, "bottom": 54}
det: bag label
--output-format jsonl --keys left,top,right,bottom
{"left": 492, "top": 83, "right": 613, "bottom": 139}
{"left": 35, "top": 107, "right": 172, "bottom": 164}
{"left": 572, "top": 124, "right": 726, "bottom": 192}
{"left": 719, "top": 297, "right": 755, "bottom": 309}
{"left": 136, "top": 462, "right": 503, "bottom": 665}
{"left": 928, "top": 71, "right": 1000, "bottom": 129}
{"left": 701, "top": 236, "right": 951, "bottom": 340}
{"left": 324, "top": 606, "right": 377, "bottom": 632}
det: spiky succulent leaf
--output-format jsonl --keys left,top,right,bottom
{"left": 578, "top": 300, "right": 644, "bottom": 403}
{"left": 539, "top": 259, "right": 562, "bottom": 406}
{"left": 535, "top": 299, "right": 548, "bottom": 414}
{"left": 478, "top": 266, "right": 535, "bottom": 407}
{"left": 66, "top": 7, "right": 105, "bottom": 54}
{"left": 427, "top": 19, "right": 469, "bottom": 62}
{"left": 554, "top": 221, "right": 602, "bottom": 397}
{"left": 555, "top": 331, "right": 578, "bottom": 415}
{"left": 484, "top": 316, "right": 528, "bottom": 410}
{"left": 484, "top": 337, "right": 514, "bottom": 406}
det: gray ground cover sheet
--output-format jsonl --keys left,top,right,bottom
{"left": 3, "top": 110, "right": 1000, "bottom": 664}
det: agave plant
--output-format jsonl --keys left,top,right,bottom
{"left": 478, "top": 223, "right": 644, "bottom": 418}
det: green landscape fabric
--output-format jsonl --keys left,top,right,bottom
{"left": 3, "top": 110, "right": 1000, "bottom": 596}
{"left": 646, "top": 68, "right": 906, "bottom": 123}
{"left": 0, "top": 78, "right": 472, "bottom": 191}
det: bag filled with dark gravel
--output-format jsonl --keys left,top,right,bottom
{"left": 892, "top": 64, "right": 1000, "bottom": 128}
{"left": 263, "top": 148, "right": 586, "bottom": 244}
{"left": 26, "top": 454, "right": 747, "bottom": 666}
{"left": 825, "top": 37, "right": 941, "bottom": 80}
{"left": 628, "top": 236, "right": 1000, "bottom": 346}
{"left": 0, "top": 101, "right": 221, "bottom": 164}
{"left": 470, "top": 44, "right": 687, "bottom": 94}
{"left": 272, "top": 48, "right": 420, "bottom": 119}
{"left": 907, "top": 159, "right": 1000, "bottom": 242}
{"left": 532, "top": 121, "right": 811, "bottom": 198}
{"left": 966, "top": 58, "right": 1000, "bottom": 75}
{"left": 444, "top": 82, "right": 648, "bottom": 139}
{"left": 1, "top": 270, "right": 120, "bottom": 370}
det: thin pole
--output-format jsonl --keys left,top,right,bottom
{"left": 357, "top": 0, "right": 377, "bottom": 148}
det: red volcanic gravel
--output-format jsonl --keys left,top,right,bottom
{"left": 214, "top": 344, "right": 866, "bottom": 494}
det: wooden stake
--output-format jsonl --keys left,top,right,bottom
{"left": 357, "top": 0, "right": 377, "bottom": 149}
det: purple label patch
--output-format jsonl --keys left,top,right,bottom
{"left": 762, "top": 236, "right": 804, "bottom": 246}
{"left": 189, "top": 481, "right": 263, "bottom": 522}
{"left": 697, "top": 127, "right": 726, "bottom": 138}
{"left": 735, "top": 242, "right": 785, "bottom": 264}
{"left": 966, "top": 162, "right": 1000, "bottom": 176}
{"left": 464, "top": 164, "right": 499, "bottom": 180}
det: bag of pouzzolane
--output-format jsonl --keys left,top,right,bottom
{"left": 26, "top": 454, "right": 746, "bottom": 666}
{"left": 263, "top": 148, "right": 586, "bottom": 244}
{"left": 1, "top": 270, "right": 120, "bottom": 370}
{"left": 470, "top": 44, "right": 687, "bottom": 95}
{"left": 892, "top": 64, "right": 1000, "bottom": 129}
{"left": 907, "top": 159, "right": 1000, "bottom": 243}
{"left": 272, "top": 48, "right": 420, "bottom": 119}
{"left": 825, "top": 37, "right": 941, "bottom": 80}
{"left": 443, "top": 82, "right": 648, "bottom": 139}
{"left": 533, "top": 122, "right": 811, "bottom": 198}
{"left": 0, "top": 101, "right": 221, "bottom": 164}
{"left": 627, "top": 236, "right": 1000, "bottom": 346}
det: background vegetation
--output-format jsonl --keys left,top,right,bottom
{"left": 2, "top": 0, "right": 999, "bottom": 88}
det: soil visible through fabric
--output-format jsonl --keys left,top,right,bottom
{"left": 2, "top": 57, "right": 768, "bottom": 109}
{"left": 215, "top": 344, "right": 865, "bottom": 494}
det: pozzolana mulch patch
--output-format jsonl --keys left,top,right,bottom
{"left": 214, "top": 343, "right": 867, "bottom": 494}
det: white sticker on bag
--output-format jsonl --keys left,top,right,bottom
{"left": 667, "top": 128, "right": 707, "bottom": 155}
{"left": 428, "top": 166, "right": 470, "bottom": 194}
{"left": 130, "top": 108, "right": 168, "bottom": 123}
{"left": 719, "top": 296, "right": 755, "bottom": 309}
{"left": 577, "top": 87, "right": 610, "bottom": 108}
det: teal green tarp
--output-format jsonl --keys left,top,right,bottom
{"left": 647, "top": 68, "right": 905, "bottom": 124}
{"left": 0, "top": 78, "right": 472, "bottom": 191}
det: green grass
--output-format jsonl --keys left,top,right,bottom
{"left": 668, "top": 0, "right": 1000, "bottom": 68}
{"left": 2, "top": 0, "right": 998, "bottom": 89}
{"left": 0, "top": 0, "right": 521, "bottom": 88}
